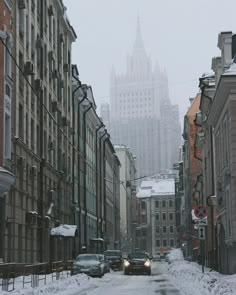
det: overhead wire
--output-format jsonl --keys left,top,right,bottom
{"left": 1, "top": 37, "right": 176, "bottom": 191}
{"left": 0, "top": 37, "right": 131, "bottom": 188}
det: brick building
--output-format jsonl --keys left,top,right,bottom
{"left": 182, "top": 94, "right": 202, "bottom": 260}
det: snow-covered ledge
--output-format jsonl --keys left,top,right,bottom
{"left": 51, "top": 224, "right": 78, "bottom": 237}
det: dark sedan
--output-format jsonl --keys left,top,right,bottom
{"left": 124, "top": 252, "right": 151, "bottom": 275}
{"left": 104, "top": 250, "right": 123, "bottom": 270}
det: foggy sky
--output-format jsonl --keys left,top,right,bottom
{"left": 63, "top": 0, "right": 236, "bottom": 121}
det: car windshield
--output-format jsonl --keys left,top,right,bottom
{"left": 76, "top": 255, "right": 98, "bottom": 261}
{"left": 128, "top": 253, "right": 147, "bottom": 259}
{"left": 104, "top": 251, "right": 121, "bottom": 257}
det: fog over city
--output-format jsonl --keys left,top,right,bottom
{"left": 63, "top": 0, "right": 236, "bottom": 119}
{"left": 2, "top": 1, "right": 236, "bottom": 294}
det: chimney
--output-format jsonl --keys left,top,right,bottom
{"left": 217, "top": 31, "right": 232, "bottom": 70}
{"left": 232, "top": 34, "right": 236, "bottom": 60}
{"left": 211, "top": 56, "right": 222, "bottom": 86}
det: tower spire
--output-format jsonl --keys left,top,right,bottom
{"left": 134, "top": 15, "right": 144, "bottom": 49}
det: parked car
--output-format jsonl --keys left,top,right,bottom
{"left": 99, "top": 254, "right": 110, "bottom": 273}
{"left": 104, "top": 250, "right": 123, "bottom": 270}
{"left": 71, "top": 253, "right": 104, "bottom": 277}
{"left": 123, "top": 252, "right": 151, "bottom": 275}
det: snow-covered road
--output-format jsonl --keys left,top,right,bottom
{"left": 4, "top": 249, "right": 236, "bottom": 294}
{"left": 69, "top": 263, "right": 185, "bottom": 295}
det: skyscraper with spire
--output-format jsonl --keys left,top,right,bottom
{"left": 108, "top": 18, "right": 181, "bottom": 177}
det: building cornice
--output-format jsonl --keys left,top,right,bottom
{"left": 208, "top": 75, "right": 236, "bottom": 126}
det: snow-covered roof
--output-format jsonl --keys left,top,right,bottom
{"left": 224, "top": 62, "right": 236, "bottom": 75}
{"left": 137, "top": 178, "right": 175, "bottom": 198}
{"left": 50, "top": 224, "right": 78, "bottom": 237}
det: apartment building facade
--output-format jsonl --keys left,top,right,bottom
{"left": 184, "top": 31, "right": 236, "bottom": 273}
{"left": 136, "top": 175, "right": 177, "bottom": 255}
{"left": 207, "top": 32, "right": 236, "bottom": 274}
{"left": 3, "top": 0, "right": 76, "bottom": 263}
{"left": 0, "top": 0, "right": 16, "bottom": 262}
{"left": 115, "top": 145, "right": 137, "bottom": 252}
{"left": 0, "top": 0, "right": 121, "bottom": 264}
{"left": 182, "top": 94, "right": 202, "bottom": 260}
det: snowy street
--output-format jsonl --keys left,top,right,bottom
{"left": 69, "top": 263, "right": 184, "bottom": 295}
{"left": 3, "top": 249, "right": 236, "bottom": 295}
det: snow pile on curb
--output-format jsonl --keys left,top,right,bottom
{"left": 2, "top": 273, "right": 98, "bottom": 295}
{"left": 167, "top": 248, "right": 236, "bottom": 295}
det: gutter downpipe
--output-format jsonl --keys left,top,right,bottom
{"left": 77, "top": 89, "right": 88, "bottom": 252}
{"left": 71, "top": 66, "right": 82, "bottom": 258}
{"left": 99, "top": 131, "right": 107, "bottom": 240}
{"left": 103, "top": 134, "right": 110, "bottom": 248}
{"left": 95, "top": 123, "right": 104, "bottom": 252}
{"left": 82, "top": 103, "right": 93, "bottom": 249}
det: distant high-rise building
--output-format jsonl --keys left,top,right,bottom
{"left": 109, "top": 18, "right": 181, "bottom": 177}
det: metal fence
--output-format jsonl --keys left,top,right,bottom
{"left": 0, "top": 260, "right": 73, "bottom": 292}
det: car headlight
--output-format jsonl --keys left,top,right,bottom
{"left": 124, "top": 260, "right": 130, "bottom": 267}
{"left": 144, "top": 260, "right": 151, "bottom": 267}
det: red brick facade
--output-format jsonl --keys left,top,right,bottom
{"left": 187, "top": 94, "right": 202, "bottom": 251}
{"left": 0, "top": 0, "right": 12, "bottom": 166}
{"left": 187, "top": 94, "right": 202, "bottom": 204}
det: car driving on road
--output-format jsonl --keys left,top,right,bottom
{"left": 123, "top": 252, "right": 151, "bottom": 275}
{"left": 71, "top": 254, "right": 104, "bottom": 277}
{"left": 104, "top": 250, "right": 123, "bottom": 270}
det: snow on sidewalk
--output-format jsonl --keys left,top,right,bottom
{"left": 167, "top": 248, "right": 236, "bottom": 295}
{"left": 0, "top": 272, "right": 99, "bottom": 295}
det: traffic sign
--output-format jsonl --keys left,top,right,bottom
{"left": 198, "top": 226, "right": 206, "bottom": 240}
{"left": 195, "top": 218, "right": 208, "bottom": 226}
{"left": 191, "top": 209, "right": 208, "bottom": 226}
{"left": 194, "top": 206, "right": 208, "bottom": 219}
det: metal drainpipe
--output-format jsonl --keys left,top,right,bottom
{"left": 77, "top": 94, "right": 88, "bottom": 252}
{"left": 39, "top": 86, "right": 44, "bottom": 262}
{"left": 83, "top": 104, "right": 93, "bottom": 249}
{"left": 71, "top": 67, "right": 82, "bottom": 258}
{"left": 95, "top": 124, "right": 104, "bottom": 249}
{"left": 210, "top": 125, "right": 216, "bottom": 269}
{"left": 103, "top": 135, "right": 110, "bottom": 245}
{"left": 39, "top": 0, "right": 45, "bottom": 262}
{"left": 99, "top": 131, "right": 107, "bottom": 240}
